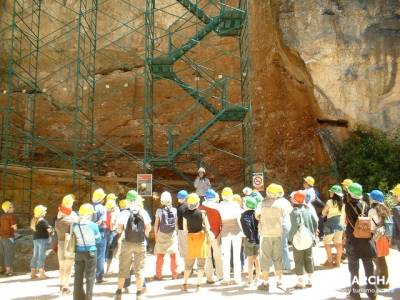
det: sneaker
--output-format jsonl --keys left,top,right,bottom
{"left": 322, "top": 260, "right": 333, "bottom": 267}
{"left": 136, "top": 291, "right": 143, "bottom": 300}
{"left": 115, "top": 289, "right": 122, "bottom": 300}
{"left": 96, "top": 278, "right": 108, "bottom": 284}
{"left": 257, "top": 283, "right": 270, "bottom": 292}
{"left": 305, "top": 281, "right": 312, "bottom": 288}
{"left": 294, "top": 283, "right": 304, "bottom": 289}
{"left": 206, "top": 280, "right": 215, "bottom": 284}
{"left": 153, "top": 275, "right": 163, "bottom": 281}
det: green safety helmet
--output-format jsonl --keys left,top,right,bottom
{"left": 348, "top": 183, "right": 363, "bottom": 200}
{"left": 126, "top": 190, "right": 139, "bottom": 202}
{"left": 244, "top": 196, "right": 258, "bottom": 210}
{"left": 329, "top": 185, "right": 343, "bottom": 197}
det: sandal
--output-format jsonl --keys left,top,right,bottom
{"left": 182, "top": 284, "right": 188, "bottom": 292}
{"left": 62, "top": 288, "right": 72, "bottom": 295}
{"left": 322, "top": 260, "right": 333, "bottom": 267}
{"left": 294, "top": 283, "right": 304, "bottom": 289}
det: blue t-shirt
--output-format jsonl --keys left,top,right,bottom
{"left": 92, "top": 203, "right": 107, "bottom": 230}
{"left": 73, "top": 220, "right": 101, "bottom": 252}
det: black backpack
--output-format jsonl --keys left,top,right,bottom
{"left": 125, "top": 210, "right": 145, "bottom": 243}
{"left": 159, "top": 207, "right": 176, "bottom": 233}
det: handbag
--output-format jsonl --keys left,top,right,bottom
{"left": 376, "top": 235, "right": 389, "bottom": 257}
{"left": 293, "top": 212, "right": 314, "bottom": 251}
{"left": 64, "top": 223, "right": 76, "bottom": 259}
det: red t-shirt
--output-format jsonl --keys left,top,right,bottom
{"left": 199, "top": 204, "right": 222, "bottom": 238}
{"left": 0, "top": 214, "right": 17, "bottom": 238}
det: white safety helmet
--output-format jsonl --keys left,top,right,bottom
{"left": 160, "top": 191, "right": 172, "bottom": 206}
{"left": 242, "top": 187, "right": 252, "bottom": 196}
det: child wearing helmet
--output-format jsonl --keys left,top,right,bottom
{"left": 255, "top": 184, "right": 285, "bottom": 291}
{"left": 176, "top": 190, "right": 189, "bottom": 258}
{"left": 199, "top": 189, "right": 223, "bottom": 283}
{"left": 368, "top": 190, "right": 391, "bottom": 289}
{"left": 91, "top": 188, "right": 107, "bottom": 283}
{"left": 104, "top": 193, "right": 121, "bottom": 275}
{"left": 55, "top": 195, "right": 78, "bottom": 295}
{"left": 30, "top": 205, "right": 52, "bottom": 279}
{"left": 218, "top": 187, "right": 243, "bottom": 285}
{"left": 344, "top": 183, "right": 377, "bottom": 300}
{"left": 182, "top": 193, "right": 210, "bottom": 291}
{"left": 153, "top": 191, "right": 178, "bottom": 280}
{"left": 321, "top": 185, "right": 345, "bottom": 267}
{"left": 240, "top": 195, "right": 260, "bottom": 286}
{"left": 73, "top": 203, "right": 101, "bottom": 300}
{"left": 0, "top": 201, "right": 17, "bottom": 276}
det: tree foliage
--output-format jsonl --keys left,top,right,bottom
{"left": 337, "top": 128, "right": 400, "bottom": 193}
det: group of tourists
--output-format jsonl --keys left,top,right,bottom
{"left": 0, "top": 167, "right": 400, "bottom": 300}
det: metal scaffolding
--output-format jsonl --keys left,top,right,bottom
{"left": 144, "top": 0, "right": 253, "bottom": 188}
{"left": 0, "top": 0, "right": 253, "bottom": 222}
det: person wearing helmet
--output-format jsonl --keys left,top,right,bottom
{"left": 240, "top": 195, "right": 260, "bottom": 286}
{"left": 255, "top": 184, "right": 285, "bottom": 291}
{"left": 176, "top": 190, "right": 189, "bottom": 258}
{"left": 91, "top": 187, "right": 107, "bottom": 283}
{"left": 115, "top": 190, "right": 151, "bottom": 300}
{"left": 342, "top": 179, "right": 353, "bottom": 195}
{"left": 218, "top": 187, "right": 243, "bottom": 285}
{"left": 182, "top": 193, "right": 211, "bottom": 292}
{"left": 288, "top": 191, "right": 317, "bottom": 289}
{"left": 0, "top": 201, "right": 17, "bottom": 276}
{"left": 104, "top": 193, "right": 121, "bottom": 275}
{"left": 321, "top": 185, "right": 345, "bottom": 267}
{"left": 199, "top": 189, "right": 223, "bottom": 283}
{"left": 344, "top": 183, "right": 376, "bottom": 300}
{"left": 391, "top": 184, "right": 400, "bottom": 251}
{"left": 153, "top": 191, "right": 178, "bottom": 280}
{"left": 271, "top": 185, "right": 293, "bottom": 273}
{"left": 30, "top": 205, "right": 52, "bottom": 279}
{"left": 194, "top": 167, "right": 211, "bottom": 199}
{"left": 368, "top": 190, "right": 391, "bottom": 289}
{"left": 55, "top": 195, "right": 78, "bottom": 295}
{"left": 303, "top": 176, "right": 317, "bottom": 204}
{"left": 73, "top": 204, "right": 101, "bottom": 300}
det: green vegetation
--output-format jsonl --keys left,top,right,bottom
{"left": 337, "top": 128, "right": 400, "bottom": 195}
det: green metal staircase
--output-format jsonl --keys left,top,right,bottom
{"left": 148, "top": 0, "right": 248, "bottom": 169}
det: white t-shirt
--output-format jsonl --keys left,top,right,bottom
{"left": 273, "top": 197, "right": 293, "bottom": 227}
{"left": 218, "top": 201, "right": 241, "bottom": 220}
{"left": 305, "top": 187, "right": 317, "bottom": 204}
{"left": 117, "top": 208, "right": 152, "bottom": 229}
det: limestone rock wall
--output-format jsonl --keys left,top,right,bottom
{"left": 279, "top": 0, "right": 400, "bottom": 131}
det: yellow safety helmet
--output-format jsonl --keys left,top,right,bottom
{"left": 221, "top": 187, "right": 233, "bottom": 199}
{"left": 92, "top": 188, "right": 106, "bottom": 203}
{"left": 233, "top": 194, "right": 242, "bottom": 204}
{"left": 105, "top": 199, "right": 117, "bottom": 210}
{"left": 391, "top": 184, "right": 400, "bottom": 196}
{"left": 1, "top": 201, "right": 12, "bottom": 213}
{"left": 79, "top": 203, "right": 95, "bottom": 216}
{"left": 187, "top": 193, "right": 200, "bottom": 205}
{"left": 106, "top": 193, "right": 117, "bottom": 202}
{"left": 62, "top": 194, "right": 75, "bottom": 207}
{"left": 33, "top": 205, "right": 47, "bottom": 218}
{"left": 266, "top": 183, "right": 284, "bottom": 198}
{"left": 341, "top": 179, "right": 353, "bottom": 188}
{"left": 304, "top": 176, "right": 315, "bottom": 187}
{"left": 119, "top": 199, "right": 129, "bottom": 209}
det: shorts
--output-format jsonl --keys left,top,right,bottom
{"left": 243, "top": 239, "right": 259, "bottom": 257}
{"left": 260, "top": 236, "right": 282, "bottom": 271}
{"left": 323, "top": 231, "right": 344, "bottom": 244}
{"left": 119, "top": 241, "right": 146, "bottom": 279}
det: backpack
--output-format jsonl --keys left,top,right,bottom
{"left": 125, "top": 210, "right": 145, "bottom": 243}
{"left": 347, "top": 202, "right": 371, "bottom": 239}
{"left": 159, "top": 207, "right": 176, "bottom": 234}
{"left": 293, "top": 211, "right": 314, "bottom": 250}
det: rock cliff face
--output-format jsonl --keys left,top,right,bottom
{"left": 279, "top": 0, "right": 400, "bottom": 131}
{"left": 2, "top": 0, "right": 398, "bottom": 202}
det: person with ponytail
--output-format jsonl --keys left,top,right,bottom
{"left": 30, "top": 205, "right": 52, "bottom": 279}
{"left": 322, "top": 185, "right": 345, "bottom": 267}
